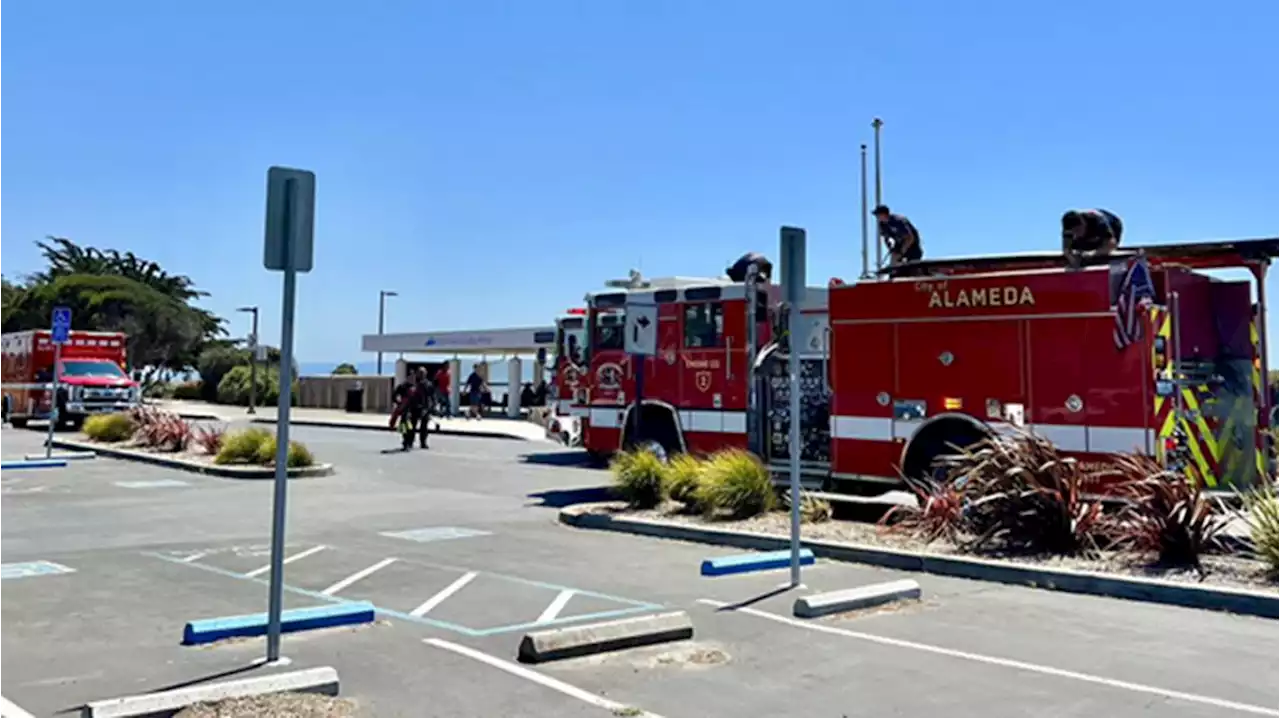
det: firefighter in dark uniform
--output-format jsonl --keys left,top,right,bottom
{"left": 1062, "top": 209, "right": 1123, "bottom": 267}
{"left": 873, "top": 205, "right": 923, "bottom": 275}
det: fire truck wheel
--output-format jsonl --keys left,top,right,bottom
{"left": 634, "top": 439, "right": 669, "bottom": 463}
{"left": 900, "top": 415, "right": 990, "bottom": 487}
{"left": 586, "top": 449, "right": 612, "bottom": 467}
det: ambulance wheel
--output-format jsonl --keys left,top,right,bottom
{"left": 586, "top": 449, "right": 611, "bottom": 468}
{"left": 10, "top": 418, "right": 28, "bottom": 429}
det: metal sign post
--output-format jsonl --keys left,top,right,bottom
{"left": 624, "top": 302, "right": 658, "bottom": 446}
{"left": 779, "top": 227, "right": 806, "bottom": 587}
{"left": 261, "top": 166, "right": 316, "bottom": 664}
{"left": 46, "top": 306, "right": 72, "bottom": 459}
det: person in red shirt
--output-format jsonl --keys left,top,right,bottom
{"left": 434, "top": 366, "right": 452, "bottom": 418}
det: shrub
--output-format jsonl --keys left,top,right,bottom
{"left": 194, "top": 424, "right": 226, "bottom": 454}
{"left": 663, "top": 454, "right": 705, "bottom": 510}
{"left": 1242, "top": 483, "right": 1279, "bottom": 574}
{"left": 214, "top": 427, "right": 274, "bottom": 465}
{"left": 791, "top": 491, "right": 833, "bottom": 524}
{"left": 171, "top": 381, "right": 203, "bottom": 401}
{"left": 610, "top": 449, "right": 666, "bottom": 509}
{"left": 879, "top": 475, "right": 965, "bottom": 543}
{"left": 253, "top": 434, "right": 317, "bottom": 467}
{"left": 1106, "top": 455, "right": 1230, "bottom": 570}
{"left": 216, "top": 365, "right": 299, "bottom": 407}
{"left": 696, "top": 449, "right": 776, "bottom": 518}
{"left": 197, "top": 345, "right": 251, "bottom": 403}
{"left": 946, "top": 428, "right": 1105, "bottom": 555}
{"left": 127, "top": 410, "right": 191, "bottom": 452}
{"left": 83, "top": 413, "right": 136, "bottom": 443}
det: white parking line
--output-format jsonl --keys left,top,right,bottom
{"left": 410, "top": 571, "right": 477, "bottom": 617}
{"left": 697, "top": 599, "right": 1279, "bottom": 716}
{"left": 424, "top": 638, "right": 665, "bottom": 717}
{"left": 181, "top": 552, "right": 209, "bottom": 563}
{"left": 244, "top": 545, "right": 326, "bottom": 578}
{"left": 0, "top": 694, "right": 37, "bottom": 718}
{"left": 321, "top": 558, "right": 398, "bottom": 596}
{"left": 536, "top": 589, "right": 575, "bottom": 624}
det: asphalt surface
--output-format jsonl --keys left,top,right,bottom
{"left": 2, "top": 423, "right": 1277, "bottom": 717}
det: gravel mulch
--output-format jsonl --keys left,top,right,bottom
{"left": 591, "top": 502, "right": 1279, "bottom": 593}
{"left": 175, "top": 692, "right": 357, "bottom": 718}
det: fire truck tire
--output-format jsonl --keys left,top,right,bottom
{"left": 900, "top": 415, "right": 991, "bottom": 485}
{"left": 586, "top": 449, "right": 612, "bottom": 467}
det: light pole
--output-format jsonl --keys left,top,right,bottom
{"left": 238, "top": 306, "right": 260, "bottom": 414}
{"left": 377, "top": 290, "right": 398, "bottom": 375}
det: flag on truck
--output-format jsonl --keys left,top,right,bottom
{"left": 1114, "top": 256, "right": 1155, "bottom": 349}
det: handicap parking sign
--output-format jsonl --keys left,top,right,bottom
{"left": 1, "top": 560, "right": 75, "bottom": 580}
{"left": 51, "top": 306, "right": 72, "bottom": 345}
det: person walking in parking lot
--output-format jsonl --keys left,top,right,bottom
{"left": 465, "top": 365, "right": 486, "bottom": 420}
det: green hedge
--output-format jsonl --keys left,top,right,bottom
{"left": 216, "top": 365, "right": 298, "bottom": 406}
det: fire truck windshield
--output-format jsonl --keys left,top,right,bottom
{"left": 593, "top": 313, "right": 625, "bottom": 351}
{"left": 555, "top": 318, "right": 585, "bottom": 367}
{"left": 59, "top": 359, "right": 126, "bottom": 379}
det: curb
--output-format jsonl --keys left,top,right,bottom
{"left": 82, "top": 666, "right": 339, "bottom": 718}
{"left": 183, "top": 602, "right": 376, "bottom": 645}
{"left": 517, "top": 611, "right": 694, "bottom": 663}
{"left": 559, "top": 505, "right": 1279, "bottom": 620}
{"left": 794, "top": 579, "right": 923, "bottom": 618}
{"left": 50, "top": 438, "right": 335, "bottom": 479}
{"left": 248, "top": 417, "right": 531, "bottom": 441}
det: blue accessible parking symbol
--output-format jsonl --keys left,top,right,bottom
{"left": 1, "top": 561, "right": 75, "bottom": 580}
{"left": 51, "top": 306, "right": 72, "bottom": 345}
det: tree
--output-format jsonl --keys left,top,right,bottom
{"left": 331, "top": 362, "right": 358, "bottom": 375}
{"left": 3, "top": 237, "right": 227, "bottom": 380}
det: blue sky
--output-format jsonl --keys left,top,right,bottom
{"left": 4, "top": 0, "right": 1277, "bottom": 367}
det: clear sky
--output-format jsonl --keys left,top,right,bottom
{"left": 4, "top": 0, "right": 1277, "bottom": 366}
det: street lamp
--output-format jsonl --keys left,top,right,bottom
{"left": 377, "top": 290, "right": 398, "bottom": 375}
{"left": 238, "top": 306, "right": 260, "bottom": 414}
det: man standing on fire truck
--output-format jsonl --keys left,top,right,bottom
{"left": 873, "top": 204, "right": 923, "bottom": 266}
{"left": 1061, "top": 208, "right": 1123, "bottom": 267}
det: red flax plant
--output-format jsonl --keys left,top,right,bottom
{"left": 1107, "top": 454, "right": 1230, "bottom": 574}
{"left": 948, "top": 429, "right": 1107, "bottom": 556}
{"left": 878, "top": 473, "right": 967, "bottom": 545}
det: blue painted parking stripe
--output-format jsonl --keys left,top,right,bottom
{"left": 182, "top": 602, "right": 376, "bottom": 645}
{"left": 1, "top": 560, "right": 75, "bottom": 580}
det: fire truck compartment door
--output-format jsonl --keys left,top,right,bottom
{"left": 895, "top": 320, "right": 1024, "bottom": 425}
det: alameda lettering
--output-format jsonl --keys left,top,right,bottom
{"left": 928, "top": 286, "right": 1035, "bottom": 310}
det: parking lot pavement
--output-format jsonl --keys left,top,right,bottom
{"left": 150, "top": 539, "right": 664, "bottom": 640}
{"left": 4, "top": 423, "right": 1277, "bottom": 717}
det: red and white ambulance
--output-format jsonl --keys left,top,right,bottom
{"left": 1, "top": 329, "right": 140, "bottom": 429}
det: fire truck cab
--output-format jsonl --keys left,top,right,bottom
{"left": 578, "top": 237, "right": 1276, "bottom": 491}
{"left": 546, "top": 309, "right": 588, "bottom": 445}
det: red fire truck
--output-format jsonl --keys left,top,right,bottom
{"left": 546, "top": 309, "right": 589, "bottom": 445}
{"left": 1, "top": 329, "right": 140, "bottom": 429}
{"left": 576, "top": 238, "right": 1276, "bottom": 491}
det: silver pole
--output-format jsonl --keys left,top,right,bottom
{"left": 872, "top": 118, "right": 884, "bottom": 270}
{"left": 247, "top": 308, "right": 259, "bottom": 415}
{"left": 45, "top": 342, "right": 62, "bottom": 459}
{"left": 376, "top": 293, "right": 386, "bottom": 376}
{"left": 266, "top": 179, "right": 298, "bottom": 664}
{"left": 860, "top": 143, "right": 870, "bottom": 279}
{"left": 780, "top": 226, "right": 806, "bottom": 587}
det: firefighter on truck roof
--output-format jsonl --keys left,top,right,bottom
{"left": 1061, "top": 208, "right": 1123, "bottom": 267}
{"left": 872, "top": 204, "right": 923, "bottom": 266}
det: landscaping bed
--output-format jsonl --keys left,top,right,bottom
{"left": 69, "top": 407, "right": 332, "bottom": 478}
{"left": 600, "top": 434, "right": 1280, "bottom": 597}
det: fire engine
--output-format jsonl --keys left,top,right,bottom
{"left": 546, "top": 308, "right": 589, "bottom": 445}
{"left": 574, "top": 237, "right": 1276, "bottom": 491}
{"left": 1, "top": 329, "right": 140, "bottom": 429}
